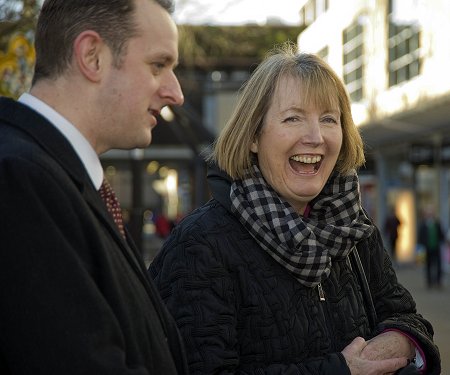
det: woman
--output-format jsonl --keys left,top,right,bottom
{"left": 149, "top": 44, "right": 441, "bottom": 374}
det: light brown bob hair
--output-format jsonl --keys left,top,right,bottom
{"left": 209, "top": 42, "right": 365, "bottom": 180}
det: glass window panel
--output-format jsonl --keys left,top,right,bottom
{"left": 305, "top": 0, "right": 315, "bottom": 24}
{"left": 300, "top": 8, "right": 306, "bottom": 26}
{"left": 409, "top": 60, "right": 420, "bottom": 78}
{"left": 398, "top": 40, "right": 407, "bottom": 57}
{"left": 409, "top": 33, "right": 419, "bottom": 51}
{"left": 389, "top": 46, "right": 396, "bottom": 62}
{"left": 317, "top": 46, "right": 329, "bottom": 60}
{"left": 316, "top": 0, "right": 326, "bottom": 16}
{"left": 343, "top": 20, "right": 364, "bottom": 99}
{"left": 389, "top": 71, "right": 396, "bottom": 86}
{"left": 351, "top": 87, "right": 363, "bottom": 102}
{"left": 397, "top": 66, "right": 407, "bottom": 82}
{"left": 356, "top": 66, "right": 363, "bottom": 80}
{"left": 389, "top": 22, "right": 397, "bottom": 38}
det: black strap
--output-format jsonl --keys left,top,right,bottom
{"left": 350, "top": 250, "right": 422, "bottom": 375}
{"left": 349, "top": 247, "right": 378, "bottom": 330}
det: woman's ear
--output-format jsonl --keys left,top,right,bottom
{"left": 250, "top": 139, "right": 258, "bottom": 153}
{"left": 73, "top": 30, "right": 106, "bottom": 82}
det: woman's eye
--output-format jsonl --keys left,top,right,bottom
{"left": 322, "top": 117, "right": 337, "bottom": 124}
{"left": 283, "top": 116, "right": 299, "bottom": 123}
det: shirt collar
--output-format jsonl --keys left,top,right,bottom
{"left": 18, "top": 93, "right": 104, "bottom": 189}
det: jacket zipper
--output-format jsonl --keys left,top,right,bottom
{"left": 316, "top": 282, "right": 338, "bottom": 351}
{"left": 317, "top": 283, "right": 326, "bottom": 301}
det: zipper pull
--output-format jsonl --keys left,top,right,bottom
{"left": 317, "top": 283, "right": 326, "bottom": 302}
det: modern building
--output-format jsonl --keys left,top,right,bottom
{"left": 297, "top": 0, "right": 450, "bottom": 260}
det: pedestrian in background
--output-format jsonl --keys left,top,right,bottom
{"left": 384, "top": 206, "right": 401, "bottom": 264}
{"left": 149, "top": 44, "right": 440, "bottom": 374}
{"left": 0, "top": 0, "right": 188, "bottom": 374}
{"left": 418, "top": 205, "right": 444, "bottom": 289}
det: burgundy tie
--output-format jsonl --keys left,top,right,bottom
{"left": 98, "top": 178, "right": 125, "bottom": 238}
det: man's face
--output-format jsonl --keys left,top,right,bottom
{"left": 97, "top": 0, "right": 184, "bottom": 153}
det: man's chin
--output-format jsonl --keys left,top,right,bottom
{"left": 131, "top": 134, "right": 152, "bottom": 150}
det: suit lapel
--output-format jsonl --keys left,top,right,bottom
{"left": 84, "top": 183, "right": 178, "bottom": 339}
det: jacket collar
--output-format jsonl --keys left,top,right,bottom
{"left": 206, "top": 163, "right": 234, "bottom": 211}
{"left": 0, "top": 96, "right": 89, "bottom": 190}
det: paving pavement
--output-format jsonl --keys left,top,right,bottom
{"left": 395, "top": 263, "right": 450, "bottom": 374}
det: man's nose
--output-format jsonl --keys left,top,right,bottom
{"left": 160, "top": 71, "right": 184, "bottom": 106}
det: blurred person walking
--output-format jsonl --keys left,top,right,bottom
{"left": 418, "top": 205, "right": 444, "bottom": 289}
{"left": 0, "top": 0, "right": 188, "bottom": 374}
{"left": 384, "top": 206, "right": 401, "bottom": 264}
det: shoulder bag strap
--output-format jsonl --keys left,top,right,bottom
{"left": 349, "top": 247, "right": 378, "bottom": 330}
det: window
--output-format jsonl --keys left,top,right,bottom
{"left": 317, "top": 46, "right": 329, "bottom": 62}
{"left": 388, "top": 0, "right": 421, "bottom": 86}
{"left": 299, "top": 0, "right": 329, "bottom": 27}
{"left": 343, "top": 21, "right": 364, "bottom": 102}
{"left": 315, "top": 0, "right": 329, "bottom": 16}
{"left": 304, "top": 0, "right": 316, "bottom": 25}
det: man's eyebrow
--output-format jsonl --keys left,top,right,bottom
{"left": 154, "top": 53, "right": 180, "bottom": 69}
{"left": 158, "top": 52, "right": 176, "bottom": 63}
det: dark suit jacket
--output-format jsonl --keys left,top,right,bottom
{"left": 0, "top": 97, "right": 188, "bottom": 375}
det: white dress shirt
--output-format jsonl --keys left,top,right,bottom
{"left": 18, "top": 93, "right": 104, "bottom": 189}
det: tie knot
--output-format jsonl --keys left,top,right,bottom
{"left": 99, "top": 178, "right": 114, "bottom": 201}
{"left": 99, "top": 179, "right": 125, "bottom": 238}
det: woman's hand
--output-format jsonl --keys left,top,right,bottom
{"left": 342, "top": 336, "right": 409, "bottom": 375}
{"left": 361, "top": 331, "right": 416, "bottom": 361}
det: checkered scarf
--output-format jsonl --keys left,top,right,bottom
{"left": 230, "top": 165, "right": 374, "bottom": 287}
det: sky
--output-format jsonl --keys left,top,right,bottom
{"left": 0, "top": 0, "right": 302, "bottom": 26}
{"left": 172, "top": 0, "right": 305, "bottom": 26}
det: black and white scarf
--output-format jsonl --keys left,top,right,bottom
{"left": 230, "top": 165, "right": 374, "bottom": 287}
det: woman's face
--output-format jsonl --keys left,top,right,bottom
{"left": 251, "top": 76, "right": 343, "bottom": 214}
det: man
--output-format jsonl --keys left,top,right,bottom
{"left": 0, "top": 0, "right": 187, "bottom": 374}
{"left": 384, "top": 207, "right": 401, "bottom": 264}
{"left": 418, "top": 205, "right": 444, "bottom": 289}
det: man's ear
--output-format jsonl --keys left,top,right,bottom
{"left": 73, "top": 30, "right": 106, "bottom": 82}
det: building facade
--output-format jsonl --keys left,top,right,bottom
{"left": 297, "top": 0, "right": 450, "bottom": 260}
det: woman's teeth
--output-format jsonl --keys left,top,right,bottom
{"left": 290, "top": 155, "right": 322, "bottom": 164}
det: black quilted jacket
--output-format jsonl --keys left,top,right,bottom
{"left": 150, "top": 167, "right": 441, "bottom": 374}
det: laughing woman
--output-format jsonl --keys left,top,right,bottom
{"left": 149, "top": 43, "right": 441, "bottom": 374}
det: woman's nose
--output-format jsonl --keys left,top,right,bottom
{"left": 302, "top": 122, "right": 324, "bottom": 145}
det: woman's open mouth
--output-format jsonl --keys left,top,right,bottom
{"left": 289, "top": 155, "right": 322, "bottom": 174}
